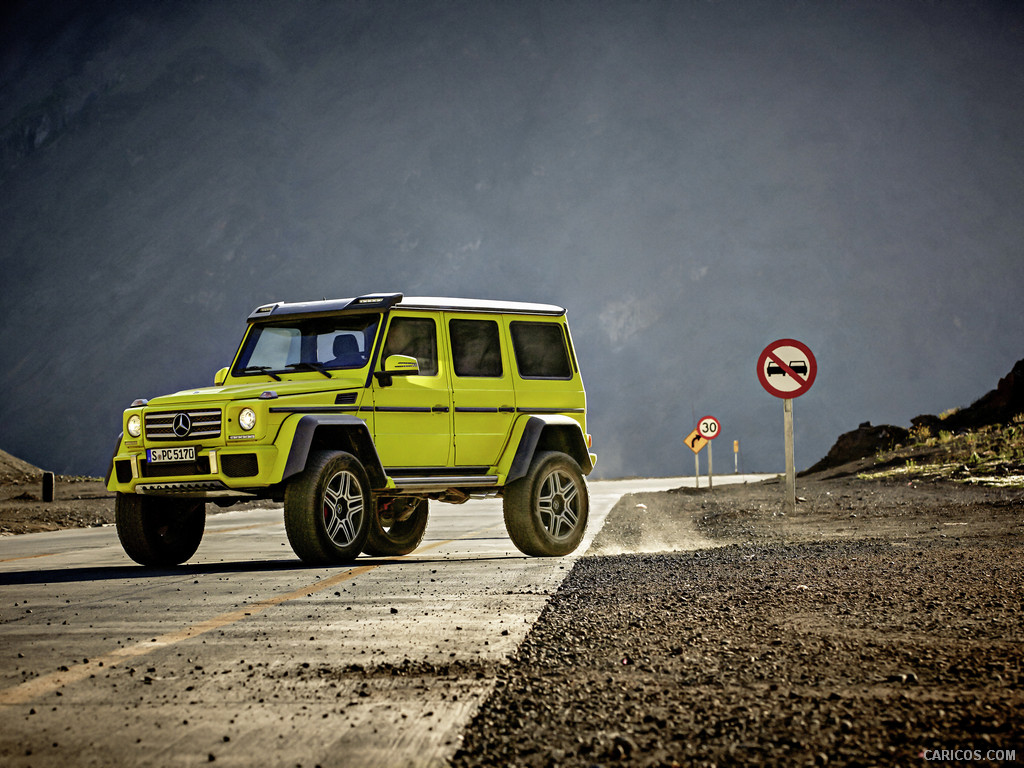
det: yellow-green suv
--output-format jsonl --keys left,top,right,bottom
{"left": 107, "top": 293, "right": 596, "bottom": 566}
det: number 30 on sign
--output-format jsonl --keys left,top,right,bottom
{"left": 698, "top": 416, "right": 720, "bottom": 439}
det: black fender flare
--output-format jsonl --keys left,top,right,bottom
{"left": 506, "top": 415, "right": 593, "bottom": 485}
{"left": 281, "top": 415, "right": 387, "bottom": 488}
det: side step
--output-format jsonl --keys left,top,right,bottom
{"left": 391, "top": 475, "right": 498, "bottom": 493}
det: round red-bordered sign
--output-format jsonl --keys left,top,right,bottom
{"left": 757, "top": 339, "right": 817, "bottom": 399}
{"left": 698, "top": 415, "right": 721, "bottom": 440}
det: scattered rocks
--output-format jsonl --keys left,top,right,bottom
{"left": 453, "top": 476, "right": 1024, "bottom": 767}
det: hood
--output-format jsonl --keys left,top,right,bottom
{"left": 145, "top": 375, "right": 365, "bottom": 407}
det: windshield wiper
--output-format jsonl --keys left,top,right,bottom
{"left": 286, "top": 362, "right": 333, "bottom": 379}
{"left": 239, "top": 366, "right": 282, "bottom": 381}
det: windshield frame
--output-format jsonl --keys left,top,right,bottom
{"left": 230, "top": 313, "right": 382, "bottom": 379}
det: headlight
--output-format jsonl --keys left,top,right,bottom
{"left": 238, "top": 408, "right": 257, "bottom": 431}
{"left": 127, "top": 414, "right": 142, "bottom": 438}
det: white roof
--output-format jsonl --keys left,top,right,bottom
{"left": 396, "top": 296, "right": 565, "bottom": 316}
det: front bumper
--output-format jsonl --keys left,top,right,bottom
{"left": 107, "top": 444, "right": 284, "bottom": 498}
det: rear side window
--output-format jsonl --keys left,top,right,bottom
{"left": 382, "top": 317, "right": 438, "bottom": 375}
{"left": 510, "top": 322, "right": 572, "bottom": 379}
{"left": 450, "top": 319, "right": 503, "bottom": 377}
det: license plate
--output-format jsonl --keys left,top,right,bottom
{"left": 147, "top": 446, "right": 197, "bottom": 463}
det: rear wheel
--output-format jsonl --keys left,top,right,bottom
{"left": 284, "top": 451, "right": 371, "bottom": 564}
{"left": 503, "top": 451, "right": 589, "bottom": 557}
{"left": 363, "top": 497, "right": 429, "bottom": 556}
{"left": 115, "top": 492, "right": 205, "bottom": 567}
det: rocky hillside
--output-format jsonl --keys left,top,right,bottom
{"left": 805, "top": 357, "right": 1024, "bottom": 475}
{"left": 0, "top": 448, "right": 42, "bottom": 484}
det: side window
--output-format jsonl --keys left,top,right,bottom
{"left": 450, "top": 319, "right": 503, "bottom": 377}
{"left": 510, "top": 322, "right": 573, "bottom": 379}
{"left": 382, "top": 317, "right": 438, "bottom": 376}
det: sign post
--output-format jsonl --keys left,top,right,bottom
{"left": 733, "top": 440, "right": 739, "bottom": 474}
{"left": 684, "top": 427, "right": 708, "bottom": 488}
{"left": 697, "top": 416, "right": 720, "bottom": 489}
{"left": 757, "top": 339, "right": 817, "bottom": 514}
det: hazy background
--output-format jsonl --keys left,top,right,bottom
{"left": 2, "top": 0, "right": 1023, "bottom": 479}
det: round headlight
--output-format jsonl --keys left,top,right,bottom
{"left": 238, "top": 408, "right": 257, "bottom": 431}
{"left": 127, "top": 414, "right": 142, "bottom": 438}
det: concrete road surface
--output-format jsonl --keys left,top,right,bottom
{"left": 0, "top": 475, "right": 768, "bottom": 767}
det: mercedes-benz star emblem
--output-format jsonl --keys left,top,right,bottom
{"left": 171, "top": 412, "right": 192, "bottom": 438}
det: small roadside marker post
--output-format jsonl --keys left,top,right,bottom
{"left": 733, "top": 440, "right": 739, "bottom": 474}
{"left": 757, "top": 339, "right": 817, "bottom": 514}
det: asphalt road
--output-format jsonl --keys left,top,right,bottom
{"left": 0, "top": 475, "right": 767, "bottom": 768}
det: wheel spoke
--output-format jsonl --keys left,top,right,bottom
{"left": 560, "top": 503, "right": 578, "bottom": 531}
{"left": 322, "top": 471, "right": 363, "bottom": 546}
{"left": 537, "top": 470, "right": 582, "bottom": 539}
{"left": 560, "top": 479, "right": 578, "bottom": 505}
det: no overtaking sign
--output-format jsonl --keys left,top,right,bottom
{"left": 757, "top": 338, "right": 817, "bottom": 399}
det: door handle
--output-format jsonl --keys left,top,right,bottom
{"left": 432, "top": 405, "right": 450, "bottom": 413}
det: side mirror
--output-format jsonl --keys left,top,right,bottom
{"left": 375, "top": 355, "right": 419, "bottom": 386}
{"left": 384, "top": 355, "right": 420, "bottom": 375}
{"left": 214, "top": 367, "right": 228, "bottom": 386}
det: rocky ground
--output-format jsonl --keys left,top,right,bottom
{"left": 0, "top": 478, "right": 114, "bottom": 535}
{"left": 3, "top": 450, "right": 1023, "bottom": 766}
{"left": 452, "top": 467, "right": 1024, "bottom": 767}
{"left": 0, "top": 450, "right": 265, "bottom": 535}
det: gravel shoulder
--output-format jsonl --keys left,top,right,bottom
{"left": 452, "top": 470, "right": 1024, "bottom": 767}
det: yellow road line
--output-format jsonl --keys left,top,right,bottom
{"left": 0, "top": 523, "right": 503, "bottom": 707}
{"left": 0, "top": 552, "right": 56, "bottom": 563}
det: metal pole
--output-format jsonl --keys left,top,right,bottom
{"left": 784, "top": 398, "right": 796, "bottom": 513}
{"left": 734, "top": 440, "right": 739, "bottom": 474}
{"left": 708, "top": 442, "right": 713, "bottom": 490}
{"left": 694, "top": 451, "right": 700, "bottom": 489}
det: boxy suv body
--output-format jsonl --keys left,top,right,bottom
{"left": 107, "top": 293, "right": 596, "bottom": 566}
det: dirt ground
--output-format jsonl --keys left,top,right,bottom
{"left": 452, "top": 467, "right": 1024, "bottom": 767}
{"left": 0, "top": 477, "right": 115, "bottom": 535}
{"left": 3, "top": 462, "right": 1023, "bottom": 766}
{"left": 0, "top": 476, "right": 267, "bottom": 535}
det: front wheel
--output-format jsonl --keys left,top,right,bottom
{"left": 363, "top": 497, "right": 429, "bottom": 556}
{"left": 503, "top": 451, "right": 589, "bottom": 557}
{"left": 115, "top": 493, "right": 206, "bottom": 567}
{"left": 284, "top": 451, "right": 372, "bottom": 564}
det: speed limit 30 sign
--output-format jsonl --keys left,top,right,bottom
{"left": 698, "top": 415, "right": 720, "bottom": 440}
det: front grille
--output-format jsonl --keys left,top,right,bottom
{"left": 144, "top": 409, "right": 222, "bottom": 441}
{"left": 222, "top": 453, "right": 259, "bottom": 478}
{"left": 140, "top": 456, "right": 212, "bottom": 478}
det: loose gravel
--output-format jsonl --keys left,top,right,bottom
{"left": 452, "top": 475, "right": 1024, "bottom": 767}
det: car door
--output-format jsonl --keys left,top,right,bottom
{"left": 371, "top": 313, "right": 453, "bottom": 469}
{"left": 446, "top": 313, "right": 517, "bottom": 468}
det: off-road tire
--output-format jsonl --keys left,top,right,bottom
{"left": 284, "top": 450, "right": 371, "bottom": 564}
{"left": 115, "top": 492, "right": 206, "bottom": 567}
{"left": 503, "top": 450, "right": 589, "bottom": 557}
{"left": 363, "top": 497, "right": 429, "bottom": 556}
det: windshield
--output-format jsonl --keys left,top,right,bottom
{"left": 232, "top": 314, "right": 380, "bottom": 377}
